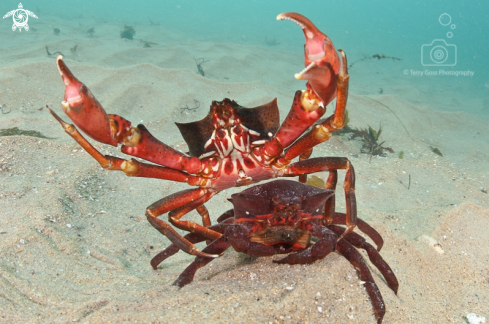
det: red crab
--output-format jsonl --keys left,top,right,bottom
{"left": 154, "top": 179, "right": 398, "bottom": 324}
{"left": 46, "top": 11, "right": 398, "bottom": 323}
{"left": 47, "top": 12, "right": 351, "bottom": 259}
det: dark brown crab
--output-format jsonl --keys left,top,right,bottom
{"left": 152, "top": 179, "right": 398, "bottom": 324}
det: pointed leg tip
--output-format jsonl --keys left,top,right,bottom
{"left": 45, "top": 105, "right": 59, "bottom": 119}
{"left": 195, "top": 251, "right": 221, "bottom": 259}
{"left": 172, "top": 277, "right": 192, "bottom": 288}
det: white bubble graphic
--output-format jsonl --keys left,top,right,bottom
{"left": 438, "top": 13, "right": 451, "bottom": 26}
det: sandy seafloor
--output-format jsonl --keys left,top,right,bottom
{"left": 0, "top": 14, "right": 488, "bottom": 324}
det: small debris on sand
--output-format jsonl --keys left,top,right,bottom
{"left": 417, "top": 235, "right": 444, "bottom": 254}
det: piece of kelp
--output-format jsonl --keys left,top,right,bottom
{"left": 0, "top": 127, "right": 51, "bottom": 139}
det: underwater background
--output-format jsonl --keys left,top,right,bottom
{"left": 2, "top": 0, "right": 488, "bottom": 116}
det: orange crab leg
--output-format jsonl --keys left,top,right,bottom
{"left": 297, "top": 148, "right": 313, "bottom": 183}
{"left": 150, "top": 218, "right": 233, "bottom": 270}
{"left": 55, "top": 55, "right": 203, "bottom": 175}
{"left": 146, "top": 188, "right": 222, "bottom": 258}
{"left": 48, "top": 106, "right": 221, "bottom": 258}
{"left": 168, "top": 191, "right": 221, "bottom": 240}
{"left": 47, "top": 106, "right": 190, "bottom": 182}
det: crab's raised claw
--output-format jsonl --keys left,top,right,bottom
{"left": 56, "top": 55, "right": 118, "bottom": 146}
{"left": 277, "top": 12, "right": 342, "bottom": 106}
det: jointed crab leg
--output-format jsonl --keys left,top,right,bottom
{"left": 286, "top": 157, "right": 357, "bottom": 240}
{"left": 335, "top": 239, "right": 386, "bottom": 324}
{"left": 48, "top": 105, "right": 222, "bottom": 258}
{"left": 55, "top": 55, "right": 203, "bottom": 175}
{"left": 196, "top": 205, "right": 211, "bottom": 227}
{"left": 47, "top": 106, "right": 191, "bottom": 182}
{"left": 323, "top": 170, "right": 338, "bottom": 225}
{"left": 146, "top": 188, "right": 222, "bottom": 258}
{"left": 173, "top": 235, "right": 231, "bottom": 287}
{"left": 331, "top": 213, "right": 384, "bottom": 251}
{"left": 297, "top": 148, "right": 313, "bottom": 183}
{"left": 329, "top": 225, "right": 398, "bottom": 294}
{"left": 150, "top": 218, "right": 233, "bottom": 269}
{"left": 167, "top": 192, "right": 220, "bottom": 240}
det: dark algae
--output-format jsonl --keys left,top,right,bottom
{"left": 351, "top": 124, "right": 395, "bottom": 157}
{"left": 331, "top": 109, "right": 393, "bottom": 158}
{"left": 0, "top": 127, "right": 51, "bottom": 139}
{"left": 349, "top": 53, "right": 401, "bottom": 68}
{"left": 194, "top": 58, "right": 209, "bottom": 77}
{"left": 429, "top": 146, "right": 443, "bottom": 157}
{"left": 120, "top": 25, "right": 135, "bottom": 40}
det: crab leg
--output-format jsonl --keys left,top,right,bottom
{"left": 297, "top": 148, "right": 313, "bottom": 183}
{"left": 173, "top": 235, "right": 231, "bottom": 287}
{"left": 285, "top": 157, "right": 357, "bottom": 241}
{"left": 196, "top": 205, "right": 211, "bottom": 227}
{"left": 167, "top": 192, "right": 221, "bottom": 240}
{"left": 323, "top": 170, "right": 338, "bottom": 225}
{"left": 335, "top": 239, "right": 386, "bottom": 324}
{"left": 329, "top": 225, "right": 398, "bottom": 294}
{"left": 54, "top": 55, "right": 203, "bottom": 175}
{"left": 331, "top": 213, "right": 384, "bottom": 251}
{"left": 47, "top": 106, "right": 192, "bottom": 182}
{"left": 145, "top": 188, "right": 223, "bottom": 258}
{"left": 216, "top": 209, "right": 234, "bottom": 223}
{"left": 150, "top": 218, "right": 233, "bottom": 269}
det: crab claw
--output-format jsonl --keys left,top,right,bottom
{"left": 277, "top": 12, "right": 341, "bottom": 106}
{"left": 56, "top": 55, "right": 118, "bottom": 146}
